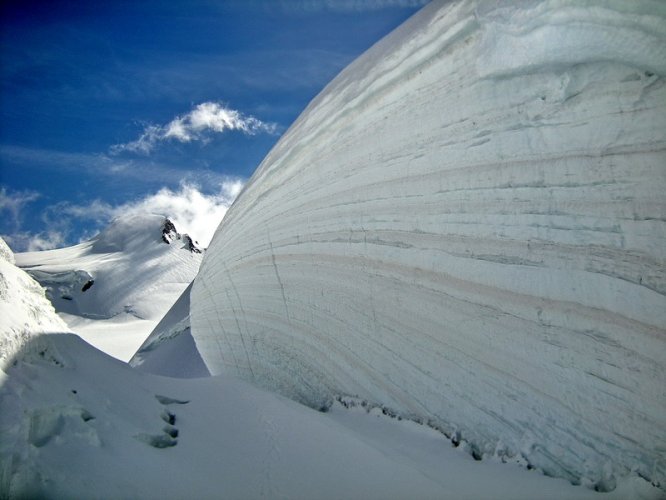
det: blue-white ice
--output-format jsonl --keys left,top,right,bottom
{"left": 191, "top": 0, "right": 666, "bottom": 489}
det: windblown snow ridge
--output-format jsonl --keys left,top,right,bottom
{"left": 191, "top": 0, "right": 666, "bottom": 491}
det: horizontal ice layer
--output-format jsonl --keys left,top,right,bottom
{"left": 191, "top": 0, "right": 666, "bottom": 489}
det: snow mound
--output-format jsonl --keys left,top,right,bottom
{"left": 16, "top": 214, "right": 203, "bottom": 360}
{"left": 2, "top": 333, "right": 660, "bottom": 499}
{"left": 0, "top": 237, "right": 70, "bottom": 368}
{"left": 191, "top": 0, "right": 666, "bottom": 491}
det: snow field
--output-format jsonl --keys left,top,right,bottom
{"left": 1, "top": 334, "right": 661, "bottom": 499}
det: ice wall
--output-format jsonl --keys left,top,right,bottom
{"left": 191, "top": 0, "right": 666, "bottom": 489}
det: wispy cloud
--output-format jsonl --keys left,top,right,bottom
{"left": 111, "top": 102, "right": 279, "bottom": 155}
{"left": 273, "top": 0, "right": 430, "bottom": 12}
{"left": 0, "top": 187, "right": 69, "bottom": 252}
{"left": 0, "top": 144, "right": 234, "bottom": 187}
{"left": 0, "top": 187, "right": 40, "bottom": 229}
{"left": 5, "top": 231, "right": 67, "bottom": 253}
{"left": 56, "top": 180, "right": 244, "bottom": 247}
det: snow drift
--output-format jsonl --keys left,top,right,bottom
{"left": 8, "top": 333, "right": 656, "bottom": 499}
{"left": 191, "top": 0, "right": 666, "bottom": 490}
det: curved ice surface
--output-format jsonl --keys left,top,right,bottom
{"left": 191, "top": 0, "right": 666, "bottom": 489}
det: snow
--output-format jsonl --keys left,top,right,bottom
{"left": 1, "top": 0, "right": 665, "bottom": 497}
{"left": 1, "top": 333, "right": 661, "bottom": 499}
{"left": 191, "top": 0, "right": 666, "bottom": 491}
{"left": 16, "top": 214, "right": 202, "bottom": 360}
{"left": 129, "top": 283, "right": 210, "bottom": 378}
{"left": 0, "top": 237, "right": 70, "bottom": 367}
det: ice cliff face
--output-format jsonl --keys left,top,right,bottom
{"left": 190, "top": 0, "right": 666, "bottom": 489}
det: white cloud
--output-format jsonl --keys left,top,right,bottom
{"left": 26, "top": 231, "right": 67, "bottom": 252}
{"left": 0, "top": 187, "right": 40, "bottom": 228}
{"left": 111, "top": 102, "right": 278, "bottom": 155}
{"left": 59, "top": 180, "right": 244, "bottom": 247}
{"left": 0, "top": 187, "right": 69, "bottom": 252}
{"left": 3, "top": 230, "right": 67, "bottom": 253}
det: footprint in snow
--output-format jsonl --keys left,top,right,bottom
{"left": 155, "top": 394, "right": 189, "bottom": 405}
{"left": 134, "top": 400, "right": 185, "bottom": 449}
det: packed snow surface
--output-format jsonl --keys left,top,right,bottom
{"left": 191, "top": 0, "right": 666, "bottom": 490}
{"left": 0, "top": 333, "right": 661, "bottom": 499}
{"left": 16, "top": 214, "right": 202, "bottom": 360}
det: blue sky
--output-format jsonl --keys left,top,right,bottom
{"left": 0, "top": 0, "right": 428, "bottom": 251}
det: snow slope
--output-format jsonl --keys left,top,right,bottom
{"left": 0, "top": 237, "right": 70, "bottom": 366}
{"left": 191, "top": 0, "right": 666, "bottom": 491}
{"left": 1, "top": 333, "right": 660, "bottom": 499}
{"left": 129, "top": 283, "right": 210, "bottom": 378}
{"left": 17, "top": 214, "right": 203, "bottom": 360}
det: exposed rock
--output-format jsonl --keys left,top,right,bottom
{"left": 182, "top": 235, "right": 202, "bottom": 254}
{"left": 161, "top": 219, "right": 179, "bottom": 245}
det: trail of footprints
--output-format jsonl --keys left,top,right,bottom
{"left": 134, "top": 394, "right": 189, "bottom": 449}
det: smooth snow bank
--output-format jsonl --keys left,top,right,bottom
{"left": 129, "top": 283, "right": 210, "bottom": 378}
{"left": 0, "top": 237, "right": 70, "bottom": 367}
{"left": 16, "top": 214, "right": 202, "bottom": 360}
{"left": 191, "top": 0, "right": 666, "bottom": 491}
{"left": 0, "top": 334, "right": 660, "bottom": 499}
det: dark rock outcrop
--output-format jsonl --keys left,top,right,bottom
{"left": 182, "top": 235, "right": 202, "bottom": 254}
{"left": 161, "top": 219, "right": 179, "bottom": 245}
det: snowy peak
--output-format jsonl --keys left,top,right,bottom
{"left": 181, "top": 234, "right": 202, "bottom": 254}
{"left": 161, "top": 218, "right": 179, "bottom": 244}
{"left": 162, "top": 218, "right": 202, "bottom": 254}
{"left": 16, "top": 214, "right": 204, "bottom": 359}
{"left": 90, "top": 214, "right": 200, "bottom": 254}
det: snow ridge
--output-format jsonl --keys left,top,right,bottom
{"left": 191, "top": 0, "right": 666, "bottom": 490}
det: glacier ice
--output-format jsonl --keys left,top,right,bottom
{"left": 190, "top": 0, "right": 665, "bottom": 490}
